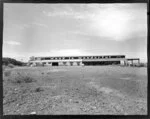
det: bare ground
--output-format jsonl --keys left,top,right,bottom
{"left": 3, "top": 66, "right": 147, "bottom": 115}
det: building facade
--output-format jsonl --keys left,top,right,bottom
{"left": 28, "top": 55, "right": 138, "bottom": 66}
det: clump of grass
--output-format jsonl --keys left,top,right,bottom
{"left": 34, "top": 87, "right": 44, "bottom": 92}
{"left": 7, "top": 64, "right": 14, "bottom": 68}
{"left": 3, "top": 65, "right": 6, "bottom": 71}
{"left": 128, "top": 63, "right": 147, "bottom": 67}
{"left": 47, "top": 72, "right": 50, "bottom": 74}
{"left": 4, "top": 70, "right": 11, "bottom": 77}
{"left": 11, "top": 75, "right": 36, "bottom": 84}
{"left": 138, "top": 63, "right": 147, "bottom": 67}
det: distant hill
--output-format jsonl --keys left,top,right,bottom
{"left": 3, "top": 57, "right": 26, "bottom": 66}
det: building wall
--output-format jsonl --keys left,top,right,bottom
{"left": 28, "top": 55, "right": 127, "bottom": 66}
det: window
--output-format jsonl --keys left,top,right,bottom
{"left": 65, "top": 57, "right": 69, "bottom": 59}
{"left": 45, "top": 57, "right": 50, "bottom": 60}
{"left": 110, "top": 56, "right": 117, "bottom": 58}
{"left": 117, "top": 55, "right": 125, "bottom": 58}
{"left": 48, "top": 62, "right": 51, "bottom": 64}
{"left": 121, "top": 55, "right": 125, "bottom": 58}
{"left": 73, "top": 57, "right": 79, "bottom": 59}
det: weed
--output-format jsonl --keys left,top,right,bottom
{"left": 8, "top": 64, "right": 14, "bottom": 68}
{"left": 11, "top": 75, "right": 36, "bottom": 84}
{"left": 34, "top": 87, "right": 44, "bottom": 92}
{"left": 4, "top": 71, "right": 11, "bottom": 77}
{"left": 3, "top": 65, "right": 6, "bottom": 71}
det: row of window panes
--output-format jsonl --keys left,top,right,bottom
{"left": 36, "top": 62, "right": 81, "bottom": 64}
{"left": 35, "top": 56, "right": 125, "bottom": 60}
{"left": 40, "top": 62, "right": 51, "bottom": 64}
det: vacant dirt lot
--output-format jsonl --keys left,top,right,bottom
{"left": 3, "top": 66, "right": 147, "bottom": 115}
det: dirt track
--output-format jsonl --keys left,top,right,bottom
{"left": 3, "top": 66, "right": 147, "bottom": 115}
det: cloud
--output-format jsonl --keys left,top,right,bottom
{"left": 32, "top": 22, "right": 48, "bottom": 28}
{"left": 43, "top": 10, "right": 86, "bottom": 20}
{"left": 27, "top": 49, "right": 90, "bottom": 57}
{"left": 2, "top": 52, "right": 29, "bottom": 62}
{"left": 43, "top": 4, "right": 146, "bottom": 42}
{"left": 14, "top": 22, "right": 48, "bottom": 30}
{"left": 3, "top": 52, "right": 23, "bottom": 57}
{"left": 4, "top": 41, "right": 21, "bottom": 45}
{"left": 55, "top": 49, "right": 83, "bottom": 56}
{"left": 48, "top": 49, "right": 83, "bottom": 56}
{"left": 15, "top": 24, "right": 30, "bottom": 30}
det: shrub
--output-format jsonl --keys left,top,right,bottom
{"left": 4, "top": 70, "right": 11, "bottom": 77}
{"left": 7, "top": 64, "right": 14, "bottom": 68}
{"left": 23, "top": 76, "right": 34, "bottom": 83}
{"left": 12, "top": 75, "right": 36, "bottom": 84}
{"left": 3, "top": 65, "right": 6, "bottom": 69}
{"left": 3, "top": 57, "right": 25, "bottom": 66}
{"left": 135, "top": 63, "right": 145, "bottom": 67}
{"left": 34, "top": 87, "right": 44, "bottom": 92}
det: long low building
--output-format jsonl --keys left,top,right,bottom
{"left": 28, "top": 55, "right": 140, "bottom": 66}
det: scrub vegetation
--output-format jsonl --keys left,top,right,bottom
{"left": 3, "top": 66, "right": 147, "bottom": 115}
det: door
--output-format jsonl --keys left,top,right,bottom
{"left": 52, "top": 62, "right": 58, "bottom": 66}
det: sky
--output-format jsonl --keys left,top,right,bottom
{"left": 3, "top": 3, "right": 147, "bottom": 62}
